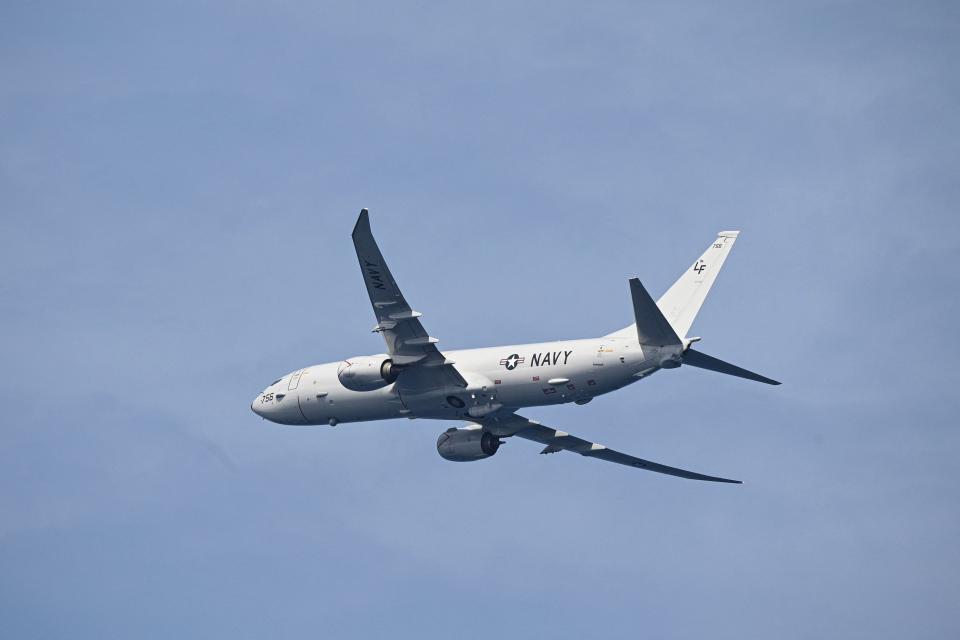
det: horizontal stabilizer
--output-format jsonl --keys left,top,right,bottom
{"left": 683, "top": 349, "right": 780, "bottom": 385}
{"left": 629, "top": 278, "right": 681, "bottom": 347}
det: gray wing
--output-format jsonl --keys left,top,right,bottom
{"left": 352, "top": 209, "right": 467, "bottom": 386}
{"left": 481, "top": 413, "right": 741, "bottom": 483}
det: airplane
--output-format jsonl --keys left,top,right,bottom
{"left": 251, "top": 209, "right": 779, "bottom": 483}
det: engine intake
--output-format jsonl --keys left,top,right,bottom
{"left": 436, "top": 426, "right": 502, "bottom": 462}
{"left": 337, "top": 355, "right": 400, "bottom": 391}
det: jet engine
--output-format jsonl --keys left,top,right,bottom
{"left": 337, "top": 355, "right": 400, "bottom": 391}
{"left": 436, "top": 426, "right": 502, "bottom": 462}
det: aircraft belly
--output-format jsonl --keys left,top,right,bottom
{"left": 480, "top": 346, "right": 615, "bottom": 408}
{"left": 395, "top": 368, "right": 502, "bottom": 420}
{"left": 297, "top": 365, "right": 404, "bottom": 425}
{"left": 302, "top": 392, "right": 402, "bottom": 424}
{"left": 395, "top": 387, "right": 468, "bottom": 419}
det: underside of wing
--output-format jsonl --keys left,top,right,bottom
{"left": 352, "top": 209, "right": 466, "bottom": 387}
{"left": 481, "top": 413, "right": 741, "bottom": 483}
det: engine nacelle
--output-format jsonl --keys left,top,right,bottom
{"left": 436, "top": 426, "right": 502, "bottom": 462}
{"left": 337, "top": 355, "right": 400, "bottom": 391}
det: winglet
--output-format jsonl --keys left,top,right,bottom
{"left": 353, "top": 208, "right": 370, "bottom": 237}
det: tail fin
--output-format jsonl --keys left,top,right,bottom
{"left": 656, "top": 231, "right": 739, "bottom": 339}
{"left": 606, "top": 231, "right": 740, "bottom": 339}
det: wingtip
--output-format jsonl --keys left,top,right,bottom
{"left": 692, "top": 474, "right": 742, "bottom": 484}
{"left": 352, "top": 208, "right": 370, "bottom": 237}
{"left": 697, "top": 470, "right": 742, "bottom": 484}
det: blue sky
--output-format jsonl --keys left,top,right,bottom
{"left": 2, "top": 1, "right": 958, "bottom": 638}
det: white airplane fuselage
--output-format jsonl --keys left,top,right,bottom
{"left": 252, "top": 336, "right": 683, "bottom": 426}
{"left": 249, "top": 210, "right": 777, "bottom": 483}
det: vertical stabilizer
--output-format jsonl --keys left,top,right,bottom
{"left": 656, "top": 231, "right": 739, "bottom": 338}
{"left": 605, "top": 231, "right": 739, "bottom": 340}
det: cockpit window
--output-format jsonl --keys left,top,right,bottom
{"left": 275, "top": 393, "right": 286, "bottom": 402}
{"left": 271, "top": 379, "right": 282, "bottom": 386}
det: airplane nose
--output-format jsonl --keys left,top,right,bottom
{"left": 251, "top": 395, "right": 264, "bottom": 417}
